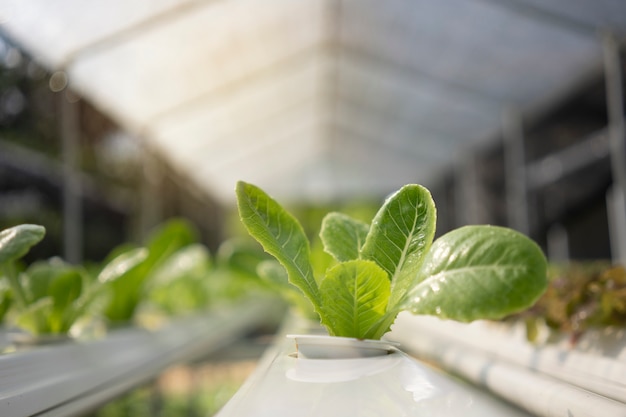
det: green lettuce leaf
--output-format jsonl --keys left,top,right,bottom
{"left": 319, "top": 260, "right": 390, "bottom": 339}
{"left": 360, "top": 184, "right": 436, "bottom": 309}
{"left": 320, "top": 212, "right": 369, "bottom": 262}
{"left": 0, "top": 224, "right": 45, "bottom": 265}
{"left": 403, "top": 225, "right": 548, "bottom": 321}
{"left": 98, "top": 247, "right": 149, "bottom": 284}
{"left": 236, "top": 181, "right": 320, "bottom": 310}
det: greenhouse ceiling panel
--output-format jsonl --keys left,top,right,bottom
{"left": 1, "top": 0, "right": 625, "bottom": 204}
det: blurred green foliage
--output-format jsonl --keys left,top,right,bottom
{"left": 506, "top": 262, "right": 626, "bottom": 341}
{"left": 0, "top": 219, "right": 271, "bottom": 337}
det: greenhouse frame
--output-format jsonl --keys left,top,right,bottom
{"left": 0, "top": 0, "right": 625, "bottom": 416}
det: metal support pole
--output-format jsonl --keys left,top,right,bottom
{"left": 454, "top": 152, "right": 483, "bottom": 226}
{"left": 60, "top": 89, "right": 82, "bottom": 264}
{"left": 454, "top": 154, "right": 468, "bottom": 227}
{"left": 502, "top": 110, "right": 530, "bottom": 235}
{"left": 607, "top": 186, "right": 626, "bottom": 265}
{"left": 603, "top": 34, "right": 626, "bottom": 265}
{"left": 138, "top": 149, "right": 163, "bottom": 240}
{"left": 547, "top": 223, "right": 569, "bottom": 263}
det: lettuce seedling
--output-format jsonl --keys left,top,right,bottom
{"left": 0, "top": 224, "right": 110, "bottom": 335}
{"left": 0, "top": 224, "right": 46, "bottom": 316}
{"left": 14, "top": 258, "right": 96, "bottom": 335}
{"left": 236, "top": 181, "right": 548, "bottom": 340}
{"left": 145, "top": 244, "right": 213, "bottom": 315}
{"left": 101, "top": 219, "right": 197, "bottom": 323}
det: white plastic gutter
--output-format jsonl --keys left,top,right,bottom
{"left": 388, "top": 312, "right": 626, "bottom": 417}
{"left": 216, "top": 314, "right": 535, "bottom": 417}
{"left": 0, "top": 297, "right": 280, "bottom": 417}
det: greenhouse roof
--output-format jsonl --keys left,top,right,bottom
{"left": 1, "top": 0, "right": 625, "bottom": 204}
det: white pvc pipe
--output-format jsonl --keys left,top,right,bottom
{"left": 389, "top": 313, "right": 626, "bottom": 417}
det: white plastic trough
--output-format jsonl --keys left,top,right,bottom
{"left": 0, "top": 297, "right": 279, "bottom": 417}
{"left": 216, "top": 314, "right": 535, "bottom": 417}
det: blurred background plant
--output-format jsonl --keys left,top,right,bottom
{"left": 505, "top": 262, "right": 626, "bottom": 342}
{"left": 0, "top": 219, "right": 277, "bottom": 339}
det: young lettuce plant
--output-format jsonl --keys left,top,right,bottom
{"left": 0, "top": 224, "right": 46, "bottom": 322}
{"left": 236, "top": 181, "right": 548, "bottom": 340}
{"left": 0, "top": 224, "right": 118, "bottom": 336}
{"left": 101, "top": 219, "right": 197, "bottom": 323}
